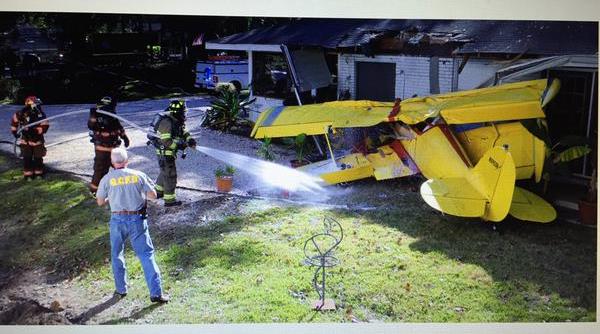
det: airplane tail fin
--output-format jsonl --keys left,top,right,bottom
{"left": 420, "top": 146, "right": 516, "bottom": 222}
{"left": 468, "top": 146, "right": 516, "bottom": 222}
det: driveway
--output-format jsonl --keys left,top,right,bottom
{"left": 0, "top": 96, "right": 298, "bottom": 203}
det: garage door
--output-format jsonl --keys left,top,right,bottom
{"left": 356, "top": 62, "right": 396, "bottom": 101}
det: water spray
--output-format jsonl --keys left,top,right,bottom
{"left": 191, "top": 146, "right": 328, "bottom": 195}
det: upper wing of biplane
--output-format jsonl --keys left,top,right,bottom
{"left": 251, "top": 79, "right": 557, "bottom": 139}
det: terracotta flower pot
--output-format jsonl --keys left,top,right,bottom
{"left": 216, "top": 176, "right": 233, "bottom": 193}
{"left": 578, "top": 199, "right": 597, "bottom": 225}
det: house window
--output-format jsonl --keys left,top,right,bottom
{"left": 251, "top": 52, "right": 291, "bottom": 99}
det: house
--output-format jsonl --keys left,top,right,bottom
{"left": 206, "top": 19, "right": 598, "bottom": 179}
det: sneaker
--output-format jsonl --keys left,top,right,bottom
{"left": 150, "top": 295, "right": 170, "bottom": 303}
{"left": 164, "top": 200, "right": 182, "bottom": 207}
{"left": 114, "top": 291, "right": 127, "bottom": 298}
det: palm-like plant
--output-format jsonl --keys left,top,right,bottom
{"left": 542, "top": 135, "right": 592, "bottom": 193}
{"left": 204, "top": 87, "right": 255, "bottom": 132}
{"left": 256, "top": 137, "right": 276, "bottom": 161}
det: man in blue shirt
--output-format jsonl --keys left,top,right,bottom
{"left": 96, "top": 147, "right": 169, "bottom": 303}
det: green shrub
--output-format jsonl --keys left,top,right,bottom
{"left": 256, "top": 137, "right": 276, "bottom": 161}
{"left": 0, "top": 79, "right": 21, "bottom": 102}
{"left": 204, "top": 89, "right": 255, "bottom": 132}
{"left": 294, "top": 133, "right": 309, "bottom": 162}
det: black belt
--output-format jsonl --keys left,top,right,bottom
{"left": 112, "top": 210, "right": 143, "bottom": 215}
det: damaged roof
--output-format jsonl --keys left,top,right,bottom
{"left": 207, "top": 19, "right": 598, "bottom": 56}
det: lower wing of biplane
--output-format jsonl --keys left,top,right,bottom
{"left": 250, "top": 79, "right": 559, "bottom": 223}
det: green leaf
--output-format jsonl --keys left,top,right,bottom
{"left": 205, "top": 89, "right": 256, "bottom": 131}
{"left": 554, "top": 145, "right": 591, "bottom": 163}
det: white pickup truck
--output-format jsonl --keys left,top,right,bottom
{"left": 194, "top": 58, "right": 249, "bottom": 91}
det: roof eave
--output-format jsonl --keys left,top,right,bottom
{"left": 205, "top": 42, "right": 282, "bottom": 52}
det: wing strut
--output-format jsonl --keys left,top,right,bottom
{"left": 324, "top": 126, "right": 337, "bottom": 167}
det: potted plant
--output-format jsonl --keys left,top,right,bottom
{"left": 290, "top": 133, "right": 310, "bottom": 168}
{"left": 215, "top": 165, "right": 235, "bottom": 193}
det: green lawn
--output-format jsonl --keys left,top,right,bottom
{"left": 0, "top": 154, "right": 596, "bottom": 323}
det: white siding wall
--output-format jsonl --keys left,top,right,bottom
{"left": 338, "top": 54, "right": 458, "bottom": 99}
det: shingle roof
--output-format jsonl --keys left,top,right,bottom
{"left": 209, "top": 19, "right": 598, "bottom": 56}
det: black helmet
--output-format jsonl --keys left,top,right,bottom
{"left": 97, "top": 96, "right": 115, "bottom": 112}
{"left": 24, "top": 95, "right": 42, "bottom": 107}
{"left": 166, "top": 99, "right": 186, "bottom": 115}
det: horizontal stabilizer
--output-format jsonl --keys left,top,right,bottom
{"left": 509, "top": 187, "right": 557, "bottom": 223}
{"left": 420, "top": 178, "right": 487, "bottom": 217}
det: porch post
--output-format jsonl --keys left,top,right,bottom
{"left": 248, "top": 50, "right": 253, "bottom": 98}
{"left": 583, "top": 71, "right": 596, "bottom": 176}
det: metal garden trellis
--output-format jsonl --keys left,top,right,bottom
{"left": 303, "top": 216, "right": 343, "bottom": 311}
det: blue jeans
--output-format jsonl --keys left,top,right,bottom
{"left": 109, "top": 214, "right": 163, "bottom": 297}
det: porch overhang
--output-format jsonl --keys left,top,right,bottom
{"left": 205, "top": 42, "right": 281, "bottom": 52}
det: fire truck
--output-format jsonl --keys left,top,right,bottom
{"left": 194, "top": 55, "right": 249, "bottom": 91}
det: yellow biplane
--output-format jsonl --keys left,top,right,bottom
{"left": 251, "top": 79, "right": 560, "bottom": 223}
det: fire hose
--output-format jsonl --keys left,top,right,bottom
{"left": 5, "top": 105, "right": 328, "bottom": 196}
{"left": 11, "top": 106, "right": 206, "bottom": 157}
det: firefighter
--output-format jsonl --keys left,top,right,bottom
{"left": 10, "top": 96, "right": 49, "bottom": 180}
{"left": 88, "top": 96, "right": 130, "bottom": 196}
{"left": 148, "top": 99, "right": 196, "bottom": 207}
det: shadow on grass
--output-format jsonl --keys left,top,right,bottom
{"left": 100, "top": 303, "right": 161, "bottom": 325}
{"left": 155, "top": 214, "right": 263, "bottom": 273}
{"left": 71, "top": 294, "right": 123, "bottom": 324}
{"left": 0, "top": 159, "right": 110, "bottom": 283}
{"left": 359, "top": 201, "right": 597, "bottom": 310}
